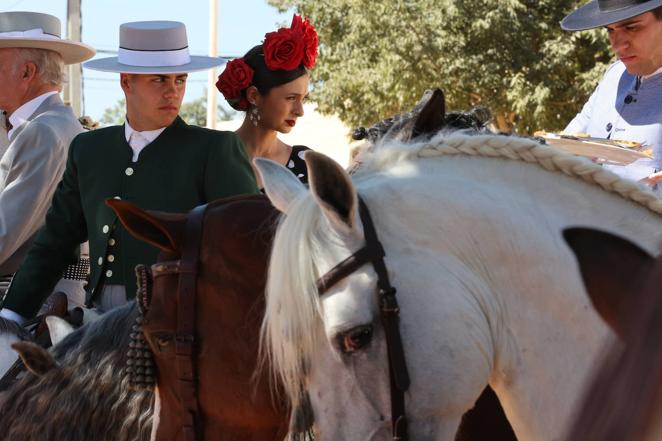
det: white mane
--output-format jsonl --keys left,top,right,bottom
{"left": 261, "top": 131, "right": 662, "bottom": 410}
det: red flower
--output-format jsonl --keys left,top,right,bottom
{"left": 291, "top": 14, "right": 318, "bottom": 69}
{"left": 216, "top": 58, "right": 254, "bottom": 110}
{"left": 263, "top": 27, "right": 305, "bottom": 71}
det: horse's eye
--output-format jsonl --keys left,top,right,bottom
{"left": 148, "top": 332, "right": 174, "bottom": 352}
{"left": 338, "top": 325, "right": 373, "bottom": 353}
{"left": 156, "top": 336, "right": 171, "bottom": 348}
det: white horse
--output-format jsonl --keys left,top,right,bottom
{"left": 256, "top": 131, "right": 662, "bottom": 440}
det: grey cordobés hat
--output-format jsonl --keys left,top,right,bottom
{"left": 562, "top": 0, "right": 662, "bottom": 31}
{"left": 84, "top": 21, "right": 223, "bottom": 74}
{"left": 0, "top": 11, "right": 95, "bottom": 64}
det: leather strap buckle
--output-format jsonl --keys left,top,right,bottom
{"left": 175, "top": 332, "right": 195, "bottom": 356}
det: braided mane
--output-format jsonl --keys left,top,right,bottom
{"left": 355, "top": 131, "right": 662, "bottom": 215}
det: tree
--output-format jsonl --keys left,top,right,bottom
{"left": 99, "top": 92, "right": 237, "bottom": 126}
{"left": 269, "top": 0, "right": 611, "bottom": 133}
{"left": 100, "top": 98, "right": 126, "bottom": 126}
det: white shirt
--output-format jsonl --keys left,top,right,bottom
{"left": 7, "top": 91, "right": 59, "bottom": 140}
{"left": 643, "top": 66, "right": 662, "bottom": 81}
{"left": 124, "top": 120, "right": 166, "bottom": 162}
{"left": 565, "top": 61, "right": 662, "bottom": 182}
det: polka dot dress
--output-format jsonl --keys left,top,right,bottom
{"left": 286, "top": 145, "right": 310, "bottom": 184}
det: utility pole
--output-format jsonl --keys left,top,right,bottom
{"left": 64, "top": 0, "right": 83, "bottom": 116}
{"left": 206, "top": 0, "right": 219, "bottom": 129}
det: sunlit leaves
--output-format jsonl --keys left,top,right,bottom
{"left": 269, "top": 0, "right": 611, "bottom": 133}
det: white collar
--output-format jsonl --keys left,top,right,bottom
{"left": 124, "top": 120, "right": 166, "bottom": 144}
{"left": 124, "top": 119, "right": 167, "bottom": 162}
{"left": 642, "top": 66, "right": 662, "bottom": 81}
{"left": 8, "top": 91, "right": 59, "bottom": 140}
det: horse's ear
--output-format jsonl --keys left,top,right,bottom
{"left": 45, "top": 316, "right": 74, "bottom": 346}
{"left": 412, "top": 88, "right": 446, "bottom": 139}
{"left": 12, "top": 341, "right": 56, "bottom": 376}
{"left": 563, "top": 227, "right": 654, "bottom": 338}
{"left": 254, "top": 157, "right": 307, "bottom": 214}
{"left": 306, "top": 151, "right": 357, "bottom": 233}
{"left": 106, "top": 199, "right": 185, "bottom": 254}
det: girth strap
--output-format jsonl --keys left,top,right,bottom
{"left": 175, "top": 203, "right": 208, "bottom": 441}
{"left": 316, "top": 197, "right": 410, "bottom": 441}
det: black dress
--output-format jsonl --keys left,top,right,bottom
{"left": 285, "top": 145, "right": 310, "bottom": 184}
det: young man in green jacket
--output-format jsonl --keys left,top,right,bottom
{"left": 0, "top": 21, "right": 258, "bottom": 323}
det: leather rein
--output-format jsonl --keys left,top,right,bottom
{"left": 316, "top": 196, "right": 411, "bottom": 441}
{"left": 151, "top": 203, "right": 209, "bottom": 441}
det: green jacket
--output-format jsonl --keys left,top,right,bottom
{"left": 2, "top": 117, "right": 258, "bottom": 317}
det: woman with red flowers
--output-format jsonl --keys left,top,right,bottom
{"left": 216, "top": 14, "right": 318, "bottom": 187}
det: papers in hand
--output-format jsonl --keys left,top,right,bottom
{"left": 534, "top": 131, "right": 651, "bottom": 165}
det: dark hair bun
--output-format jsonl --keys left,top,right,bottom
{"left": 243, "top": 45, "right": 307, "bottom": 96}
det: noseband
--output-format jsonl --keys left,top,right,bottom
{"left": 316, "top": 196, "right": 411, "bottom": 441}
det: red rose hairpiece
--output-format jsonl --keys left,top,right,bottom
{"left": 216, "top": 14, "right": 317, "bottom": 111}
{"left": 263, "top": 14, "right": 318, "bottom": 71}
{"left": 216, "top": 58, "right": 254, "bottom": 111}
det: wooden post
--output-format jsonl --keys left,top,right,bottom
{"left": 206, "top": 0, "right": 219, "bottom": 129}
{"left": 64, "top": 0, "right": 83, "bottom": 117}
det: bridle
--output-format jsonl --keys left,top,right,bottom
{"left": 146, "top": 203, "right": 209, "bottom": 441}
{"left": 140, "top": 197, "right": 410, "bottom": 440}
{"left": 316, "top": 196, "right": 411, "bottom": 441}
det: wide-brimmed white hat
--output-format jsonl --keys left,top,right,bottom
{"left": 84, "top": 21, "right": 224, "bottom": 74}
{"left": 0, "top": 11, "right": 95, "bottom": 64}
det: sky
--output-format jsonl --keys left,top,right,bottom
{"left": 5, "top": 0, "right": 290, "bottom": 120}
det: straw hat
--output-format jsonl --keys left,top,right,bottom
{"left": 562, "top": 0, "right": 662, "bottom": 31}
{"left": 0, "top": 11, "right": 95, "bottom": 64}
{"left": 84, "top": 21, "right": 224, "bottom": 74}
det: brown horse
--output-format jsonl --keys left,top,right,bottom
{"left": 564, "top": 227, "right": 662, "bottom": 441}
{"left": 108, "top": 195, "right": 292, "bottom": 441}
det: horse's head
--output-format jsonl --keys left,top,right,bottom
{"left": 258, "top": 150, "right": 492, "bottom": 440}
{"left": 108, "top": 196, "right": 289, "bottom": 440}
{"left": 352, "top": 88, "right": 491, "bottom": 146}
{"left": 0, "top": 302, "right": 153, "bottom": 441}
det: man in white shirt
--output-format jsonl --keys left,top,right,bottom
{"left": 562, "top": 1, "right": 662, "bottom": 186}
{"left": 0, "top": 11, "right": 95, "bottom": 315}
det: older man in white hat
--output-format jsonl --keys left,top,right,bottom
{"left": 0, "top": 21, "right": 257, "bottom": 324}
{"left": 562, "top": 0, "right": 662, "bottom": 187}
{"left": 0, "top": 11, "right": 95, "bottom": 317}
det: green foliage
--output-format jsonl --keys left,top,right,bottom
{"left": 100, "top": 98, "right": 126, "bottom": 126}
{"left": 269, "top": 0, "right": 612, "bottom": 133}
{"left": 99, "top": 92, "right": 236, "bottom": 127}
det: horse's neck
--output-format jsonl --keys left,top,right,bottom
{"left": 361, "top": 157, "right": 662, "bottom": 440}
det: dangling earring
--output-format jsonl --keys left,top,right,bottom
{"left": 249, "top": 105, "right": 261, "bottom": 127}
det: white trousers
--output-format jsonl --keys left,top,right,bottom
{"left": 93, "top": 284, "right": 128, "bottom": 314}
